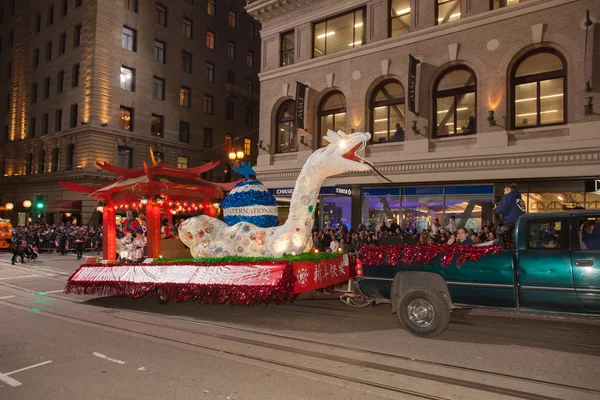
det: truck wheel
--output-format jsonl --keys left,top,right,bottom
{"left": 396, "top": 287, "right": 450, "bottom": 338}
{"left": 156, "top": 288, "right": 170, "bottom": 305}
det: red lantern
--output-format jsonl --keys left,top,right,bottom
{"left": 183, "top": 201, "right": 188, "bottom": 207}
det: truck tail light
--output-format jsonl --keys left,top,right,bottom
{"left": 355, "top": 258, "right": 363, "bottom": 277}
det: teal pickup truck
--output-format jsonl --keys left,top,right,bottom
{"left": 356, "top": 211, "right": 600, "bottom": 337}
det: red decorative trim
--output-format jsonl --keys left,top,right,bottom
{"left": 358, "top": 245, "right": 502, "bottom": 268}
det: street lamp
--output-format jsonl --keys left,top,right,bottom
{"left": 228, "top": 150, "right": 244, "bottom": 163}
{"left": 5, "top": 203, "right": 14, "bottom": 210}
{"left": 23, "top": 200, "right": 32, "bottom": 208}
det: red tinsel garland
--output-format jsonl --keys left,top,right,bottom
{"left": 64, "top": 261, "right": 297, "bottom": 306}
{"left": 358, "top": 244, "right": 501, "bottom": 268}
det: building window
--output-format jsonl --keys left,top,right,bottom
{"left": 280, "top": 30, "right": 294, "bottom": 66}
{"left": 390, "top": 0, "right": 411, "bottom": 37}
{"left": 122, "top": 26, "right": 136, "bottom": 51}
{"left": 72, "top": 64, "right": 80, "bottom": 87}
{"left": 228, "top": 10, "right": 236, "bottom": 28}
{"left": 226, "top": 101, "right": 235, "bottom": 120}
{"left": 57, "top": 70, "right": 65, "bottom": 93}
{"left": 59, "top": 32, "right": 67, "bottom": 55}
{"left": 153, "top": 76, "right": 165, "bottom": 100}
{"left": 55, "top": 109, "right": 63, "bottom": 132}
{"left": 151, "top": 114, "right": 164, "bottom": 137}
{"left": 156, "top": 3, "right": 167, "bottom": 26}
{"left": 511, "top": 48, "right": 566, "bottom": 129}
{"left": 35, "top": 14, "right": 41, "bottom": 33}
{"left": 38, "top": 150, "right": 46, "bottom": 174}
{"left": 66, "top": 144, "right": 75, "bottom": 171}
{"left": 228, "top": 41, "right": 236, "bottom": 59}
{"left": 120, "top": 66, "right": 134, "bottom": 91}
{"left": 204, "top": 95, "right": 214, "bottom": 114}
{"left": 182, "top": 51, "right": 192, "bottom": 73}
{"left": 204, "top": 127, "right": 213, "bottom": 147}
{"left": 8, "top": 30, "right": 13, "bottom": 48}
{"left": 74, "top": 24, "right": 82, "bottom": 47}
{"left": 76, "top": 0, "right": 82, "bottom": 8}
{"left": 226, "top": 70, "right": 235, "bottom": 84}
{"left": 124, "top": 0, "right": 138, "bottom": 13}
{"left": 205, "top": 62, "right": 215, "bottom": 81}
{"left": 153, "top": 40, "right": 165, "bottom": 63}
{"left": 244, "top": 139, "right": 251, "bottom": 156}
{"left": 43, "top": 77, "right": 51, "bottom": 98}
{"left": 119, "top": 106, "right": 133, "bottom": 131}
{"left": 437, "top": 0, "right": 460, "bottom": 24}
{"left": 246, "top": 51, "right": 254, "bottom": 68}
{"left": 33, "top": 48, "right": 40, "bottom": 68}
{"left": 276, "top": 100, "right": 297, "bottom": 153}
{"left": 370, "top": 80, "right": 405, "bottom": 143}
{"left": 61, "top": 0, "right": 68, "bottom": 17}
{"left": 245, "top": 108, "right": 253, "bottom": 126}
{"left": 433, "top": 66, "right": 477, "bottom": 137}
{"left": 177, "top": 156, "right": 189, "bottom": 169}
{"left": 183, "top": 18, "right": 193, "bottom": 38}
{"left": 46, "top": 41, "right": 53, "bottom": 61}
{"left": 70, "top": 104, "right": 78, "bottom": 128}
{"left": 180, "top": 86, "right": 191, "bottom": 107}
{"left": 249, "top": 21, "right": 255, "bottom": 38}
{"left": 31, "top": 83, "right": 38, "bottom": 103}
{"left": 48, "top": 4, "right": 54, "bottom": 25}
{"left": 30, "top": 118, "right": 36, "bottom": 138}
{"left": 225, "top": 134, "right": 232, "bottom": 153}
{"left": 206, "top": 30, "right": 215, "bottom": 49}
{"left": 51, "top": 148, "right": 60, "bottom": 172}
{"left": 491, "top": 0, "right": 520, "bottom": 9}
{"left": 318, "top": 91, "right": 346, "bottom": 147}
{"left": 26, "top": 153, "right": 33, "bottom": 175}
{"left": 117, "top": 146, "right": 132, "bottom": 168}
{"left": 247, "top": 79, "right": 254, "bottom": 93}
{"left": 314, "top": 8, "right": 364, "bottom": 58}
{"left": 179, "top": 121, "right": 190, "bottom": 143}
{"left": 42, "top": 113, "right": 49, "bottom": 135}
{"left": 207, "top": 0, "right": 215, "bottom": 16}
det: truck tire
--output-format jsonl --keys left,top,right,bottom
{"left": 156, "top": 288, "right": 170, "bottom": 305}
{"left": 396, "top": 286, "right": 451, "bottom": 338}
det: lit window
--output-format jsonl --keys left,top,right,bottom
{"left": 389, "top": 0, "right": 410, "bottom": 37}
{"left": 177, "top": 156, "right": 189, "bottom": 169}
{"left": 370, "top": 80, "right": 405, "bottom": 143}
{"left": 120, "top": 106, "right": 133, "bottom": 131}
{"left": 276, "top": 101, "right": 297, "bottom": 153}
{"left": 183, "top": 18, "right": 192, "bottom": 38}
{"left": 318, "top": 92, "right": 346, "bottom": 147}
{"left": 153, "top": 76, "right": 165, "bottom": 100}
{"left": 246, "top": 51, "right": 254, "bottom": 68}
{"left": 151, "top": 114, "right": 164, "bottom": 137}
{"left": 314, "top": 8, "right": 364, "bottom": 58}
{"left": 434, "top": 66, "right": 476, "bottom": 137}
{"left": 437, "top": 0, "right": 460, "bottom": 25}
{"left": 180, "top": 86, "right": 191, "bottom": 107}
{"left": 122, "top": 26, "right": 136, "bottom": 51}
{"left": 120, "top": 67, "right": 134, "bottom": 90}
{"left": 156, "top": 4, "right": 167, "bottom": 26}
{"left": 280, "top": 30, "right": 294, "bottom": 66}
{"left": 207, "top": 0, "right": 215, "bottom": 16}
{"left": 492, "top": 0, "right": 520, "bottom": 9}
{"left": 511, "top": 49, "right": 566, "bottom": 129}
{"left": 228, "top": 10, "right": 236, "bottom": 28}
{"left": 244, "top": 139, "right": 251, "bottom": 156}
{"left": 206, "top": 30, "right": 215, "bottom": 49}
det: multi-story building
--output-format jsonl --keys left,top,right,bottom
{"left": 247, "top": 0, "right": 600, "bottom": 232}
{"left": 0, "top": 0, "right": 260, "bottom": 225}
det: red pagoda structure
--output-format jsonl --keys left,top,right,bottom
{"left": 60, "top": 150, "right": 239, "bottom": 261}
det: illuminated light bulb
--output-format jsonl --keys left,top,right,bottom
{"left": 314, "top": 249, "right": 319, "bottom": 254}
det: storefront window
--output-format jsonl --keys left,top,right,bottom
{"left": 586, "top": 192, "right": 600, "bottom": 209}
{"left": 402, "top": 187, "right": 444, "bottom": 231}
{"left": 321, "top": 196, "right": 352, "bottom": 230}
{"left": 525, "top": 192, "right": 585, "bottom": 213}
{"left": 362, "top": 188, "right": 401, "bottom": 231}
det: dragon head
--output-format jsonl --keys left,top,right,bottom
{"left": 310, "top": 130, "right": 372, "bottom": 176}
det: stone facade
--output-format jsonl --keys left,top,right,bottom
{"left": 247, "top": 0, "right": 600, "bottom": 191}
{"left": 0, "top": 0, "right": 261, "bottom": 224}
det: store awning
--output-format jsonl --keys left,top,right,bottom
{"left": 45, "top": 200, "right": 82, "bottom": 212}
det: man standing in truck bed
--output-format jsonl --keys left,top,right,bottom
{"left": 495, "top": 183, "right": 526, "bottom": 246}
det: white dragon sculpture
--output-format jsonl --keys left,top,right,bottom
{"left": 179, "top": 130, "right": 372, "bottom": 258}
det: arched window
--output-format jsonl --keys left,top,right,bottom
{"left": 370, "top": 80, "right": 405, "bottom": 143}
{"left": 511, "top": 48, "right": 566, "bottom": 129}
{"left": 275, "top": 100, "right": 297, "bottom": 153}
{"left": 318, "top": 91, "right": 346, "bottom": 147}
{"left": 433, "top": 66, "right": 477, "bottom": 138}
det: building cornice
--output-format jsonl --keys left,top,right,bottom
{"left": 256, "top": 0, "right": 579, "bottom": 82}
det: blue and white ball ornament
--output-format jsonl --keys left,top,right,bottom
{"left": 221, "top": 162, "right": 279, "bottom": 228}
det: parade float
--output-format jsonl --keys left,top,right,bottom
{"left": 61, "top": 130, "right": 373, "bottom": 305}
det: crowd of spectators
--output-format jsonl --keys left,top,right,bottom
{"left": 11, "top": 223, "right": 103, "bottom": 255}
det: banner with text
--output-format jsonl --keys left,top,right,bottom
{"left": 408, "top": 55, "right": 421, "bottom": 114}
{"left": 295, "top": 82, "right": 308, "bottom": 129}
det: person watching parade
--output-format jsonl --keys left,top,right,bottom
{"left": 494, "top": 183, "right": 526, "bottom": 244}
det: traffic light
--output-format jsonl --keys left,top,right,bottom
{"left": 34, "top": 194, "right": 45, "bottom": 210}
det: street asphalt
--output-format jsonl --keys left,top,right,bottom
{"left": 0, "top": 251, "right": 599, "bottom": 400}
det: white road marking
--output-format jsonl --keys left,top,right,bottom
{"left": 0, "top": 275, "right": 42, "bottom": 280}
{"left": 0, "top": 360, "right": 53, "bottom": 387}
{"left": 6, "top": 360, "right": 53, "bottom": 376}
{"left": 42, "top": 290, "right": 65, "bottom": 294}
{"left": 137, "top": 367, "right": 146, "bottom": 371}
{"left": 0, "top": 295, "right": 15, "bottom": 300}
{"left": 93, "top": 352, "right": 127, "bottom": 365}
